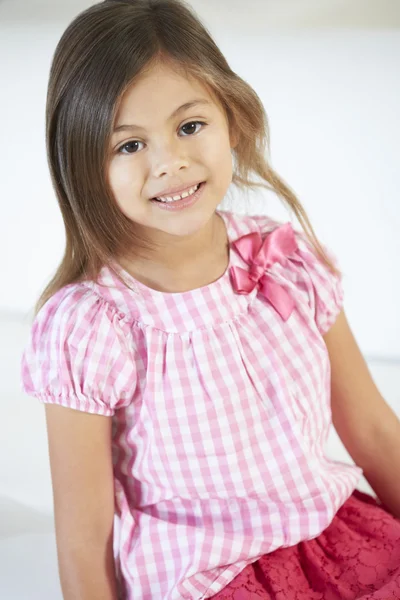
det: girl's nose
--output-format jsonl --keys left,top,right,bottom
{"left": 151, "top": 141, "right": 190, "bottom": 178}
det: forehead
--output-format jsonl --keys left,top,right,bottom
{"left": 115, "top": 62, "right": 218, "bottom": 122}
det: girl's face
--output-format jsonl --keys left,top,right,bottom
{"left": 108, "top": 61, "right": 234, "bottom": 242}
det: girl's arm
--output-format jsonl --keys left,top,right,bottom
{"left": 45, "top": 404, "right": 119, "bottom": 600}
{"left": 324, "top": 309, "right": 400, "bottom": 519}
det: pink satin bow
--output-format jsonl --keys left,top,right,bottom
{"left": 230, "top": 223, "right": 298, "bottom": 321}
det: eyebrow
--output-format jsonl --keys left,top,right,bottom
{"left": 113, "top": 99, "right": 212, "bottom": 134}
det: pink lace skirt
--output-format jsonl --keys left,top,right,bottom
{"left": 211, "top": 489, "right": 400, "bottom": 600}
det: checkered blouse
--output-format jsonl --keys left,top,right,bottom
{"left": 21, "top": 210, "right": 363, "bottom": 599}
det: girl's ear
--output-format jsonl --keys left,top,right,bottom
{"left": 230, "top": 126, "right": 239, "bottom": 149}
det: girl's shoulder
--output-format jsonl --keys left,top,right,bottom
{"left": 25, "top": 280, "right": 125, "bottom": 355}
{"left": 221, "top": 209, "right": 279, "bottom": 239}
{"left": 33, "top": 281, "right": 103, "bottom": 323}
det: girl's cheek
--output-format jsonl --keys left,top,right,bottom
{"left": 113, "top": 160, "right": 142, "bottom": 186}
{"left": 197, "top": 132, "right": 229, "bottom": 161}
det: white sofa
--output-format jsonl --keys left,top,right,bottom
{"left": 1, "top": 311, "right": 399, "bottom": 600}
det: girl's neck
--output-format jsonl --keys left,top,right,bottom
{"left": 119, "top": 212, "right": 230, "bottom": 293}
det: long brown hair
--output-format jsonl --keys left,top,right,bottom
{"left": 37, "top": 0, "right": 338, "bottom": 314}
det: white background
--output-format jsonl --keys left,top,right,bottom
{"left": 1, "top": 0, "right": 399, "bottom": 359}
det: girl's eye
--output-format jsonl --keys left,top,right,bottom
{"left": 180, "top": 121, "right": 206, "bottom": 136}
{"left": 117, "top": 140, "right": 145, "bottom": 155}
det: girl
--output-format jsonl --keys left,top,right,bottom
{"left": 21, "top": 1, "right": 400, "bottom": 599}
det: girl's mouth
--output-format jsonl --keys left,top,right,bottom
{"left": 150, "top": 182, "right": 206, "bottom": 211}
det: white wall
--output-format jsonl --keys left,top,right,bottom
{"left": 1, "top": 0, "right": 399, "bottom": 359}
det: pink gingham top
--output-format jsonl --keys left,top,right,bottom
{"left": 21, "top": 210, "right": 363, "bottom": 600}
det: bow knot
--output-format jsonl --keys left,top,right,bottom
{"left": 248, "top": 262, "right": 265, "bottom": 282}
{"left": 230, "top": 222, "right": 298, "bottom": 321}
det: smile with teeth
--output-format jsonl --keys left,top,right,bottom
{"left": 155, "top": 183, "right": 201, "bottom": 203}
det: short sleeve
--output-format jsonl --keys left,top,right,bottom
{"left": 253, "top": 214, "right": 344, "bottom": 336}
{"left": 293, "top": 230, "right": 344, "bottom": 335}
{"left": 21, "top": 284, "right": 137, "bottom": 416}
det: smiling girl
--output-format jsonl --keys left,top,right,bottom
{"left": 21, "top": 1, "right": 400, "bottom": 599}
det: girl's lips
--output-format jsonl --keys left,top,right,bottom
{"left": 151, "top": 182, "right": 206, "bottom": 212}
{"left": 153, "top": 182, "right": 202, "bottom": 201}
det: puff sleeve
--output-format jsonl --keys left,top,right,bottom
{"left": 294, "top": 230, "right": 344, "bottom": 335}
{"left": 21, "top": 284, "right": 137, "bottom": 416}
{"left": 254, "top": 215, "right": 344, "bottom": 336}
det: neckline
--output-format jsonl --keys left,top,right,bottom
{"left": 114, "top": 209, "right": 233, "bottom": 299}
